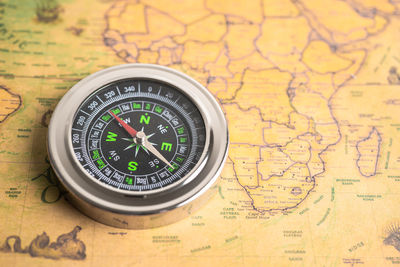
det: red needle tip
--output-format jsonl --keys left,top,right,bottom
{"left": 109, "top": 110, "right": 138, "bottom": 137}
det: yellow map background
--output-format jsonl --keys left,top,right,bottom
{"left": 1, "top": 0, "right": 400, "bottom": 266}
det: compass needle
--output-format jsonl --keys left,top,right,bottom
{"left": 109, "top": 110, "right": 138, "bottom": 137}
{"left": 142, "top": 138, "right": 173, "bottom": 169}
{"left": 48, "top": 64, "right": 228, "bottom": 229}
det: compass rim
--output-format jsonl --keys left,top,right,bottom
{"left": 48, "top": 63, "right": 228, "bottom": 221}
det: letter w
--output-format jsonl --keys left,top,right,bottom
{"left": 106, "top": 131, "right": 117, "bottom": 141}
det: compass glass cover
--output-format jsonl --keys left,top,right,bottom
{"left": 70, "top": 79, "right": 206, "bottom": 192}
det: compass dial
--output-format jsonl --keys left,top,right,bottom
{"left": 71, "top": 79, "right": 206, "bottom": 192}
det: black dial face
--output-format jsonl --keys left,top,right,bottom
{"left": 70, "top": 79, "right": 206, "bottom": 192}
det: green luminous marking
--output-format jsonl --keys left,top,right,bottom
{"left": 156, "top": 165, "right": 159, "bottom": 168}
{"left": 92, "top": 150, "right": 100, "bottom": 160}
{"left": 102, "top": 114, "right": 111, "bottom": 122}
{"left": 128, "top": 161, "right": 138, "bottom": 171}
{"left": 175, "top": 156, "right": 184, "bottom": 163}
{"left": 106, "top": 131, "right": 117, "bottom": 141}
{"left": 144, "top": 103, "right": 152, "bottom": 110}
{"left": 132, "top": 102, "right": 142, "bottom": 109}
{"left": 179, "top": 137, "right": 187, "bottom": 143}
{"left": 165, "top": 126, "right": 168, "bottom": 129}
{"left": 161, "top": 142, "right": 172, "bottom": 152}
{"left": 177, "top": 126, "right": 184, "bottom": 135}
{"left": 168, "top": 163, "right": 179, "bottom": 172}
{"left": 96, "top": 159, "right": 106, "bottom": 169}
{"left": 154, "top": 106, "right": 163, "bottom": 114}
{"left": 111, "top": 108, "right": 121, "bottom": 115}
{"left": 140, "top": 113, "right": 151, "bottom": 125}
{"left": 92, "top": 149, "right": 100, "bottom": 159}
{"left": 126, "top": 177, "right": 133, "bottom": 185}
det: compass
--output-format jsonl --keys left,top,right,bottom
{"left": 47, "top": 64, "right": 228, "bottom": 229}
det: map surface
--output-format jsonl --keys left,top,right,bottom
{"left": 1, "top": 0, "right": 400, "bottom": 266}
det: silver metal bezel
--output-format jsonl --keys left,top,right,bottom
{"left": 48, "top": 64, "right": 228, "bottom": 220}
{"left": 66, "top": 78, "right": 210, "bottom": 196}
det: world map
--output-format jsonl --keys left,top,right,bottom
{"left": 1, "top": 0, "right": 400, "bottom": 266}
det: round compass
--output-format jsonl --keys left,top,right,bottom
{"left": 47, "top": 64, "right": 228, "bottom": 229}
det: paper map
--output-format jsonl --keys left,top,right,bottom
{"left": 1, "top": 0, "right": 400, "bottom": 265}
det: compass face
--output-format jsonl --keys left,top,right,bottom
{"left": 71, "top": 79, "right": 206, "bottom": 192}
